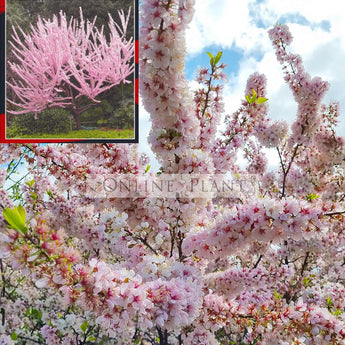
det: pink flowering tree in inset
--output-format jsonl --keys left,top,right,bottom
{"left": 7, "top": 8, "right": 134, "bottom": 130}
{"left": 1, "top": 0, "right": 345, "bottom": 344}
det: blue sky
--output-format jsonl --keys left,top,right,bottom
{"left": 184, "top": 48, "right": 243, "bottom": 81}
{"left": 139, "top": 0, "right": 345, "bottom": 170}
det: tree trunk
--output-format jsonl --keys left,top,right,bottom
{"left": 75, "top": 114, "right": 81, "bottom": 130}
{"left": 72, "top": 111, "right": 82, "bottom": 130}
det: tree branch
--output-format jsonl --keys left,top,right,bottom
{"left": 300, "top": 251, "right": 310, "bottom": 277}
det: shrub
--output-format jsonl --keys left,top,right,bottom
{"left": 108, "top": 100, "right": 135, "bottom": 129}
{"left": 7, "top": 108, "right": 72, "bottom": 137}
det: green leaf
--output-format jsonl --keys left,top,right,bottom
{"left": 7, "top": 160, "right": 14, "bottom": 173}
{"left": 11, "top": 332, "right": 18, "bottom": 340}
{"left": 333, "top": 309, "right": 343, "bottom": 316}
{"left": 87, "top": 336, "right": 97, "bottom": 342}
{"left": 145, "top": 165, "right": 151, "bottom": 173}
{"left": 251, "top": 89, "right": 257, "bottom": 103}
{"left": 206, "top": 52, "right": 214, "bottom": 65}
{"left": 274, "top": 290, "right": 282, "bottom": 300}
{"left": 26, "top": 179, "right": 35, "bottom": 187}
{"left": 17, "top": 205, "right": 26, "bottom": 221}
{"left": 135, "top": 339, "right": 141, "bottom": 345}
{"left": 303, "top": 276, "right": 311, "bottom": 287}
{"left": 80, "top": 320, "right": 88, "bottom": 333}
{"left": 3, "top": 206, "right": 27, "bottom": 234}
{"left": 26, "top": 308, "right": 42, "bottom": 321}
{"left": 257, "top": 97, "right": 268, "bottom": 104}
{"left": 214, "top": 51, "right": 222, "bottom": 65}
{"left": 206, "top": 52, "right": 214, "bottom": 60}
{"left": 30, "top": 192, "right": 38, "bottom": 200}
{"left": 306, "top": 193, "right": 320, "bottom": 201}
{"left": 47, "top": 190, "right": 53, "bottom": 198}
{"left": 327, "top": 296, "right": 333, "bottom": 307}
{"left": 245, "top": 95, "right": 252, "bottom": 104}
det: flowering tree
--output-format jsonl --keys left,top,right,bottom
{"left": 7, "top": 8, "right": 134, "bottom": 130}
{"left": 1, "top": 0, "right": 345, "bottom": 344}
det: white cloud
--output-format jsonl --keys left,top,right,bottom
{"left": 186, "top": 0, "right": 252, "bottom": 56}
{"left": 260, "top": 0, "right": 343, "bottom": 24}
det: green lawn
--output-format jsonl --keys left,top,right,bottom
{"left": 9, "top": 128, "right": 134, "bottom": 139}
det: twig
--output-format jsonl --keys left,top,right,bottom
{"left": 324, "top": 211, "right": 345, "bottom": 216}
{"left": 253, "top": 254, "right": 263, "bottom": 269}
{"left": 300, "top": 251, "right": 310, "bottom": 277}
{"left": 278, "top": 144, "right": 300, "bottom": 198}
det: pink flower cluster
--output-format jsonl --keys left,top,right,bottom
{"left": 212, "top": 73, "right": 269, "bottom": 174}
{"left": 140, "top": 0, "right": 200, "bottom": 169}
{"left": 269, "top": 24, "right": 329, "bottom": 146}
{"left": 183, "top": 198, "right": 325, "bottom": 258}
{"left": 194, "top": 63, "right": 226, "bottom": 151}
{"left": 256, "top": 120, "right": 289, "bottom": 148}
{"left": 205, "top": 265, "right": 295, "bottom": 303}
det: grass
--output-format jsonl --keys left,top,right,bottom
{"left": 9, "top": 128, "right": 134, "bottom": 139}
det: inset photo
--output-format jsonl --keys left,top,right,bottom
{"left": 1, "top": 0, "right": 138, "bottom": 143}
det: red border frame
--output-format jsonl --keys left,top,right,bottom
{"left": 0, "top": 0, "right": 139, "bottom": 144}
